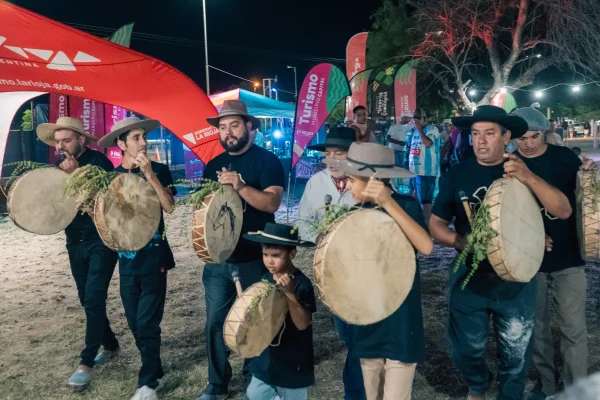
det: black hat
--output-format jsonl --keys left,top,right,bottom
{"left": 243, "top": 223, "right": 315, "bottom": 247}
{"left": 306, "top": 127, "right": 355, "bottom": 152}
{"left": 452, "top": 105, "right": 529, "bottom": 139}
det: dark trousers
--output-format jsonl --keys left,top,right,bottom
{"left": 67, "top": 240, "right": 119, "bottom": 368}
{"left": 202, "top": 260, "right": 267, "bottom": 395}
{"left": 333, "top": 315, "right": 367, "bottom": 400}
{"left": 447, "top": 264, "right": 536, "bottom": 400}
{"left": 120, "top": 269, "right": 167, "bottom": 389}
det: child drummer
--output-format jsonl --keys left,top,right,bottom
{"left": 243, "top": 223, "right": 316, "bottom": 400}
{"left": 325, "top": 142, "right": 433, "bottom": 400}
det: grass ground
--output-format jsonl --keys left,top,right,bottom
{"left": 1, "top": 206, "right": 599, "bottom": 399}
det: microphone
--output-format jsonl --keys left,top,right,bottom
{"left": 59, "top": 154, "right": 66, "bottom": 163}
{"left": 232, "top": 268, "right": 243, "bottom": 297}
{"left": 458, "top": 190, "right": 472, "bottom": 223}
{"left": 324, "top": 194, "right": 332, "bottom": 212}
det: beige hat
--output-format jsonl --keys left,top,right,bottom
{"left": 206, "top": 100, "right": 260, "bottom": 130}
{"left": 97, "top": 117, "right": 160, "bottom": 148}
{"left": 325, "top": 142, "right": 415, "bottom": 179}
{"left": 36, "top": 117, "right": 99, "bottom": 147}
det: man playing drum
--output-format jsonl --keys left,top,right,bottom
{"left": 36, "top": 117, "right": 119, "bottom": 388}
{"left": 429, "top": 106, "right": 573, "bottom": 400}
{"left": 297, "top": 126, "right": 365, "bottom": 400}
{"left": 197, "top": 100, "right": 285, "bottom": 400}
{"left": 98, "top": 117, "right": 176, "bottom": 400}
{"left": 510, "top": 107, "right": 591, "bottom": 400}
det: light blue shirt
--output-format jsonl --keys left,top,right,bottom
{"left": 405, "top": 124, "right": 440, "bottom": 177}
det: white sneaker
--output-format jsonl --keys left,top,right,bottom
{"left": 130, "top": 386, "right": 158, "bottom": 400}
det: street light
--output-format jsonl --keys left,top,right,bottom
{"left": 287, "top": 66, "right": 298, "bottom": 99}
{"left": 469, "top": 89, "right": 477, "bottom": 96}
{"left": 573, "top": 85, "right": 581, "bottom": 93}
{"left": 500, "top": 87, "right": 508, "bottom": 94}
{"left": 535, "top": 91, "right": 543, "bottom": 99}
{"left": 253, "top": 82, "right": 259, "bottom": 92}
{"left": 202, "top": 0, "right": 210, "bottom": 94}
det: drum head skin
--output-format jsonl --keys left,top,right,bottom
{"left": 94, "top": 173, "right": 161, "bottom": 251}
{"left": 8, "top": 168, "right": 77, "bottom": 235}
{"left": 192, "top": 185, "right": 243, "bottom": 263}
{"left": 224, "top": 281, "right": 288, "bottom": 358}
{"left": 486, "top": 178, "right": 545, "bottom": 282}
{"left": 314, "top": 209, "right": 416, "bottom": 325}
{"left": 577, "top": 170, "right": 600, "bottom": 261}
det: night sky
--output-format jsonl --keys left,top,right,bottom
{"left": 10, "top": 0, "right": 383, "bottom": 102}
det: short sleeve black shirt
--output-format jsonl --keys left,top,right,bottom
{"left": 114, "top": 161, "right": 177, "bottom": 275}
{"left": 204, "top": 145, "right": 285, "bottom": 263}
{"left": 249, "top": 269, "right": 316, "bottom": 389}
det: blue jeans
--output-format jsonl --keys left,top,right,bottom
{"left": 202, "top": 260, "right": 267, "bottom": 395}
{"left": 447, "top": 263, "right": 536, "bottom": 400}
{"left": 333, "top": 316, "right": 367, "bottom": 400}
{"left": 246, "top": 376, "right": 307, "bottom": 400}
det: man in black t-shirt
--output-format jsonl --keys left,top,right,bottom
{"left": 511, "top": 107, "right": 591, "bottom": 400}
{"left": 36, "top": 117, "right": 120, "bottom": 388}
{"left": 197, "top": 100, "right": 285, "bottom": 400}
{"left": 429, "top": 106, "right": 572, "bottom": 400}
{"left": 98, "top": 117, "right": 175, "bottom": 400}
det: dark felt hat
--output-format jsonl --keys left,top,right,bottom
{"left": 307, "top": 127, "right": 355, "bottom": 152}
{"left": 452, "top": 105, "right": 529, "bottom": 139}
{"left": 244, "top": 223, "right": 315, "bottom": 247}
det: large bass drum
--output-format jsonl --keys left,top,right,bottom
{"left": 313, "top": 208, "right": 416, "bottom": 325}
{"left": 576, "top": 170, "right": 600, "bottom": 261}
{"left": 485, "top": 177, "right": 545, "bottom": 282}
{"left": 191, "top": 185, "right": 243, "bottom": 263}
{"left": 94, "top": 173, "right": 162, "bottom": 251}
{"left": 7, "top": 168, "right": 77, "bottom": 235}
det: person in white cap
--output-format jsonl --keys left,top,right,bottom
{"left": 36, "top": 117, "right": 120, "bottom": 389}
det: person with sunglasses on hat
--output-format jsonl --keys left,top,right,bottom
{"left": 510, "top": 107, "right": 593, "bottom": 400}
{"left": 242, "top": 223, "right": 316, "bottom": 400}
{"left": 429, "top": 105, "right": 573, "bottom": 400}
{"left": 36, "top": 117, "right": 120, "bottom": 389}
{"left": 404, "top": 108, "right": 441, "bottom": 224}
{"left": 297, "top": 126, "right": 366, "bottom": 400}
{"left": 326, "top": 142, "right": 433, "bottom": 400}
{"left": 98, "top": 117, "right": 176, "bottom": 400}
{"left": 197, "top": 100, "right": 285, "bottom": 400}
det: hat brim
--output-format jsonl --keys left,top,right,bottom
{"left": 324, "top": 159, "right": 415, "bottom": 179}
{"left": 97, "top": 119, "right": 161, "bottom": 148}
{"left": 243, "top": 233, "right": 315, "bottom": 248}
{"left": 36, "top": 123, "right": 98, "bottom": 147}
{"left": 207, "top": 112, "right": 261, "bottom": 131}
{"left": 451, "top": 115, "right": 528, "bottom": 139}
{"left": 307, "top": 139, "right": 352, "bottom": 152}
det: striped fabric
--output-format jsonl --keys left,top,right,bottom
{"left": 406, "top": 124, "right": 440, "bottom": 177}
{"left": 104, "top": 22, "right": 135, "bottom": 47}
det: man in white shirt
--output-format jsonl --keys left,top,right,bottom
{"left": 387, "top": 112, "right": 412, "bottom": 167}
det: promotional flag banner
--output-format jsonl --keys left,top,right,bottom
{"left": 490, "top": 92, "right": 517, "bottom": 113}
{"left": 394, "top": 62, "right": 417, "bottom": 121}
{"left": 104, "top": 103, "right": 128, "bottom": 166}
{"left": 0, "top": 2, "right": 220, "bottom": 164}
{"left": 345, "top": 32, "right": 369, "bottom": 119}
{"left": 346, "top": 69, "right": 372, "bottom": 119}
{"left": 291, "top": 63, "right": 350, "bottom": 168}
{"left": 104, "top": 23, "right": 134, "bottom": 47}
{"left": 370, "top": 64, "right": 399, "bottom": 124}
{"left": 47, "top": 93, "right": 69, "bottom": 164}
{"left": 69, "top": 96, "right": 104, "bottom": 151}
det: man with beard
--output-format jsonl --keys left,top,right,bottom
{"left": 98, "top": 117, "right": 176, "bottom": 400}
{"left": 429, "top": 106, "right": 572, "bottom": 400}
{"left": 510, "top": 108, "right": 591, "bottom": 400}
{"left": 36, "top": 117, "right": 119, "bottom": 388}
{"left": 197, "top": 100, "right": 285, "bottom": 400}
{"left": 298, "top": 126, "right": 365, "bottom": 400}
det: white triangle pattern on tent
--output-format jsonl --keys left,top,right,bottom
{"left": 74, "top": 51, "right": 101, "bottom": 63}
{"left": 47, "top": 51, "right": 76, "bottom": 71}
{"left": 5, "top": 46, "right": 28, "bottom": 58}
{"left": 25, "top": 48, "right": 54, "bottom": 61}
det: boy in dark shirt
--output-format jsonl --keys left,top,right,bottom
{"left": 98, "top": 117, "right": 175, "bottom": 400}
{"left": 243, "top": 223, "right": 316, "bottom": 400}
{"left": 36, "top": 116, "right": 120, "bottom": 388}
{"left": 326, "top": 142, "right": 433, "bottom": 400}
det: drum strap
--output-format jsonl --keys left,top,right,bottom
{"left": 270, "top": 320, "right": 286, "bottom": 347}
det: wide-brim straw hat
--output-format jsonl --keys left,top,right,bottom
{"left": 452, "top": 105, "right": 528, "bottom": 139}
{"left": 36, "top": 117, "right": 98, "bottom": 146}
{"left": 206, "top": 100, "right": 260, "bottom": 130}
{"left": 97, "top": 117, "right": 160, "bottom": 148}
{"left": 325, "top": 142, "right": 415, "bottom": 179}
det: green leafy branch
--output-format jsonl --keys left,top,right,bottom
{"left": 63, "top": 165, "right": 119, "bottom": 211}
{"left": 308, "top": 205, "right": 356, "bottom": 237}
{"left": 4, "top": 161, "right": 54, "bottom": 191}
{"left": 174, "top": 178, "right": 221, "bottom": 207}
{"left": 248, "top": 280, "right": 277, "bottom": 318}
{"left": 453, "top": 204, "right": 498, "bottom": 289}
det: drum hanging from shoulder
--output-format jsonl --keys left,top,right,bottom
{"left": 314, "top": 208, "right": 416, "bottom": 325}
{"left": 191, "top": 185, "right": 243, "bottom": 263}
{"left": 223, "top": 281, "right": 288, "bottom": 358}
{"left": 576, "top": 170, "right": 600, "bottom": 261}
{"left": 94, "top": 173, "right": 162, "bottom": 251}
{"left": 7, "top": 168, "right": 78, "bottom": 235}
{"left": 485, "top": 178, "right": 545, "bottom": 282}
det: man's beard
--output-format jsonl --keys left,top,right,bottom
{"left": 220, "top": 129, "right": 250, "bottom": 152}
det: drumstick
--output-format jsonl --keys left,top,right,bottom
{"left": 232, "top": 269, "right": 243, "bottom": 297}
{"left": 458, "top": 190, "right": 472, "bottom": 222}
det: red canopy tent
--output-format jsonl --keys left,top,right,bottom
{"left": 0, "top": 1, "right": 223, "bottom": 164}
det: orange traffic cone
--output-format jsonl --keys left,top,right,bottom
{"left": 155, "top": 145, "right": 161, "bottom": 161}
